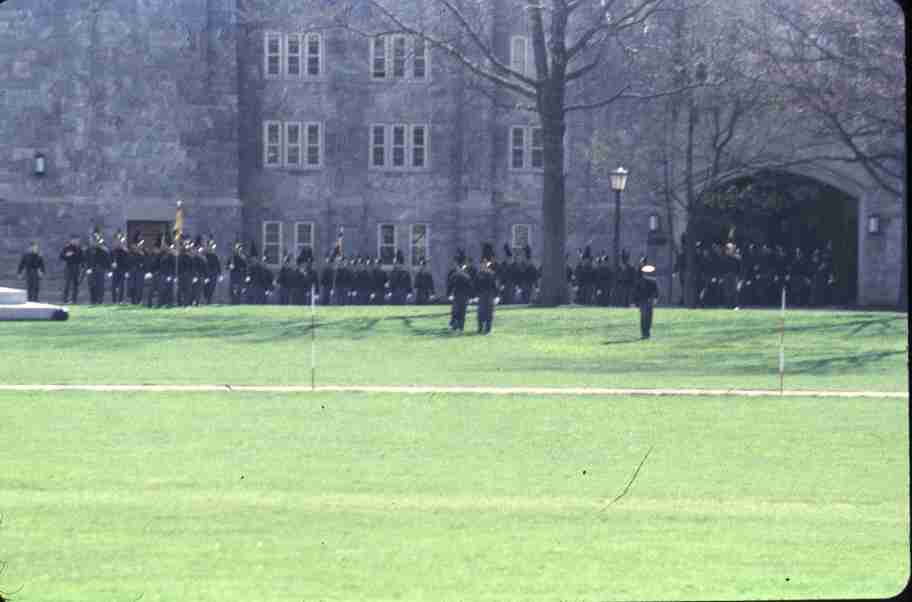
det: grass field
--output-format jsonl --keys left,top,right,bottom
{"left": 0, "top": 305, "right": 908, "bottom": 600}
{"left": 0, "top": 305, "right": 907, "bottom": 391}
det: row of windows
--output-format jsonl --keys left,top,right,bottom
{"left": 263, "top": 32, "right": 532, "bottom": 81}
{"left": 263, "top": 122, "right": 549, "bottom": 172}
{"left": 259, "top": 222, "right": 533, "bottom": 267}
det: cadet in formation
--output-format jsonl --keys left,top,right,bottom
{"left": 475, "top": 243, "right": 499, "bottom": 334}
{"left": 18, "top": 241, "right": 46, "bottom": 302}
{"left": 633, "top": 264, "right": 659, "bottom": 339}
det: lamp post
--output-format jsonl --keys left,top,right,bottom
{"left": 609, "top": 166, "right": 629, "bottom": 269}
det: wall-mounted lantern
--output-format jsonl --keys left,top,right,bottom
{"left": 867, "top": 214, "right": 881, "bottom": 235}
{"left": 34, "top": 152, "right": 46, "bottom": 176}
{"left": 648, "top": 213, "right": 660, "bottom": 233}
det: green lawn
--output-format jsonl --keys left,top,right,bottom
{"left": 0, "top": 305, "right": 907, "bottom": 390}
{"left": 1, "top": 390, "right": 907, "bottom": 601}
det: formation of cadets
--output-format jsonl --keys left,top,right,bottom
{"left": 567, "top": 238, "right": 841, "bottom": 309}
{"left": 674, "top": 239, "right": 841, "bottom": 308}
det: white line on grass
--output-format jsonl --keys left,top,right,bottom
{"left": 0, "top": 384, "right": 906, "bottom": 398}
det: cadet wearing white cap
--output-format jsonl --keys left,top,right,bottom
{"left": 633, "top": 264, "right": 659, "bottom": 339}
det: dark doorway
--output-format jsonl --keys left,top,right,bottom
{"left": 127, "top": 221, "right": 171, "bottom": 247}
{"left": 696, "top": 171, "right": 858, "bottom": 305}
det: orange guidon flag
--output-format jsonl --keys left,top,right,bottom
{"left": 174, "top": 200, "right": 184, "bottom": 242}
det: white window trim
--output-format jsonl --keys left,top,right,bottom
{"left": 511, "top": 224, "right": 532, "bottom": 256}
{"left": 391, "top": 34, "right": 408, "bottom": 79}
{"left": 303, "top": 121, "right": 324, "bottom": 168}
{"left": 378, "top": 223, "right": 398, "bottom": 265}
{"left": 391, "top": 123, "right": 408, "bottom": 168}
{"left": 413, "top": 37, "right": 429, "bottom": 81}
{"left": 262, "top": 221, "right": 283, "bottom": 267}
{"left": 510, "top": 35, "right": 528, "bottom": 77}
{"left": 409, "top": 223, "right": 430, "bottom": 267}
{"left": 265, "top": 31, "right": 283, "bottom": 79}
{"left": 508, "top": 125, "right": 567, "bottom": 172}
{"left": 294, "top": 221, "right": 315, "bottom": 257}
{"left": 370, "top": 35, "right": 388, "bottom": 80}
{"left": 286, "top": 33, "right": 302, "bottom": 78}
{"left": 304, "top": 32, "right": 323, "bottom": 78}
{"left": 368, "top": 123, "right": 430, "bottom": 171}
{"left": 264, "top": 120, "right": 283, "bottom": 168}
{"left": 284, "top": 121, "right": 302, "bottom": 168}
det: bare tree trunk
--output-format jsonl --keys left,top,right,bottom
{"left": 682, "top": 96, "right": 699, "bottom": 307}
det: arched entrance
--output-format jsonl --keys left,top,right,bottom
{"left": 695, "top": 170, "right": 859, "bottom": 306}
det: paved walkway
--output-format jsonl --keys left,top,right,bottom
{"left": 0, "top": 384, "right": 905, "bottom": 398}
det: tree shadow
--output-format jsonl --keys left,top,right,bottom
{"left": 601, "top": 338, "right": 643, "bottom": 345}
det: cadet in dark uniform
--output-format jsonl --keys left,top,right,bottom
{"left": 414, "top": 260, "right": 435, "bottom": 304}
{"left": 18, "top": 241, "right": 45, "bottom": 302}
{"left": 59, "top": 235, "right": 84, "bottom": 304}
{"left": 475, "top": 247, "right": 498, "bottom": 334}
{"left": 144, "top": 236, "right": 163, "bottom": 308}
{"left": 110, "top": 231, "right": 129, "bottom": 304}
{"left": 389, "top": 250, "right": 411, "bottom": 304}
{"left": 228, "top": 242, "right": 247, "bottom": 305}
{"left": 176, "top": 241, "right": 194, "bottom": 306}
{"left": 204, "top": 238, "right": 222, "bottom": 304}
{"left": 85, "top": 232, "right": 111, "bottom": 305}
{"left": 259, "top": 255, "right": 275, "bottom": 304}
{"left": 191, "top": 238, "right": 208, "bottom": 305}
{"left": 128, "top": 233, "right": 146, "bottom": 305}
{"left": 497, "top": 244, "right": 515, "bottom": 305}
{"left": 595, "top": 254, "right": 613, "bottom": 306}
{"left": 294, "top": 249, "right": 317, "bottom": 305}
{"left": 157, "top": 241, "right": 177, "bottom": 307}
{"left": 370, "top": 258, "right": 387, "bottom": 304}
{"left": 447, "top": 253, "right": 473, "bottom": 332}
{"left": 319, "top": 255, "right": 335, "bottom": 305}
{"left": 277, "top": 252, "right": 295, "bottom": 305}
{"left": 633, "top": 264, "right": 659, "bottom": 339}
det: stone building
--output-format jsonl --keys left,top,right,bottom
{"left": 0, "top": 0, "right": 904, "bottom": 305}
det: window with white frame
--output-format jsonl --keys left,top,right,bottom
{"left": 264, "top": 121, "right": 282, "bottom": 167}
{"left": 264, "top": 32, "right": 322, "bottom": 79}
{"left": 378, "top": 223, "right": 397, "bottom": 265}
{"left": 263, "top": 221, "right": 283, "bottom": 265}
{"left": 511, "top": 224, "right": 531, "bottom": 258}
{"left": 263, "top": 121, "right": 323, "bottom": 169}
{"left": 369, "top": 124, "right": 429, "bottom": 170}
{"left": 509, "top": 125, "right": 553, "bottom": 171}
{"left": 294, "top": 222, "right": 314, "bottom": 259}
{"left": 265, "top": 32, "right": 282, "bottom": 78}
{"left": 371, "top": 35, "right": 429, "bottom": 81}
{"left": 510, "top": 36, "right": 529, "bottom": 76}
{"left": 410, "top": 224, "right": 429, "bottom": 266}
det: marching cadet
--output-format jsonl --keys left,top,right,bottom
{"left": 294, "top": 249, "right": 317, "bottom": 305}
{"left": 355, "top": 258, "right": 373, "bottom": 304}
{"left": 476, "top": 244, "right": 498, "bottom": 334}
{"left": 259, "top": 253, "right": 275, "bottom": 304}
{"left": 18, "top": 241, "right": 45, "bottom": 302}
{"left": 204, "top": 238, "right": 221, "bottom": 304}
{"left": 145, "top": 235, "right": 163, "bottom": 308}
{"left": 191, "top": 238, "right": 208, "bottom": 305}
{"left": 335, "top": 256, "right": 352, "bottom": 305}
{"left": 128, "top": 232, "right": 146, "bottom": 305}
{"left": 414, "top": 259, "right": 435, "bottom": 304}
{"left": 157, "top": 240, "right": 177, "bottom": 307}
{"left": 176, "top": 240, "right": 194, "bottom": 306}
{"left": 595, "top": 253, "right": 613, "bottom": 306}
{"left": 277, "top": 251, "right": 295, "bottom": 305}
{"left": 633, "top": 264, "right": 659, "bottom": 339}
{"left": 319, "top": 255, "right": 335, "bottom": 305}
{"left": 389, "top": 250, "right": 411, "bottom": 304}
{"left": 59, "top": 235, "right": 84, "bottom": 304}
{"left": 85, "top": 230, "right": 111, "bottom": 305}
{"left": 228, "top": 242, "right": 247, "bottom": 305}
{"left": 371, "top": 257, "right": 387, "bottom": 305}
{"left": 497, "top": 244, "right": 515, "bottom": 305}
{"left": 518, "top": 245, "right": 536, "bottom": 303}
{"left": 447, "top": 251, "right": 473, "bottom": 332}
{"left": 110, "top": 231, "right": 130, "bottom": 304}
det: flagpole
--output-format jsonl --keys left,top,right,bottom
{"left": 779, "top": 285, "right": 786, "bottom": 395}
{"left": 311, "top": 282, "right": 316, "bottom": 391}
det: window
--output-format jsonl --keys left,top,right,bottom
{"left": 512, "top": 224, "right": 531, "bottom": 258}
{"left": 372, "top": 36, "right": 387, "bottom": 79}
{"left": 286, "top": 34, "right": 301, "bottom": 77}
{"left": 264, "top": 121, "right": 282, "bottom": 167}
{"left": 264, "top": 32, "right": 322, "bottom": 79}
{"left": 306, "top": 33, "right": 322, "bottom": 76}
{"left": 509, "top": 125, "right": 548, "bottom": 171}
{"left": 371, "top": 125, "right": 386, "bottom": 168}
{"left": 265, "top": 32, "right": 282, "bottom": 78}
{"left": 510, "top": 36, "right": 529, "bottom": 76}
{"left": 369, "top": 124, "right": 430, "bottom": 170}
{"left": 263, "top": 221, "right": 283, "bottom": 266}
{"left": 371, "top": 35, "right": 429, "bottom": 80}
{"left": 378, "top": 223, "right": 397, "bottom": 265}
{"left": 264, "top": 121, "right": 322, "bottom": 169}
{"left": 305, "top": 122, "right": 322, "bottom": 167}
{"left": 295, "top": 222, "right": 314, "bottom": 258}
{"left": 410, "top": 224, "right": 429, "bottom": 266}
{"left": 285, "top": 122, "right": 302, "bottom": 167}
{"left": 392, "top": 35, "right": 407, "bottom": 78}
